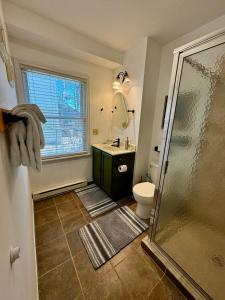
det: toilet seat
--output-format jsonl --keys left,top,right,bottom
{"left": 133, "top": 182, "right": 155, "bottom": 198}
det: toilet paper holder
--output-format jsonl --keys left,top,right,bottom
{"left": 118, "top": 165, "right": 128, "bottom": 173}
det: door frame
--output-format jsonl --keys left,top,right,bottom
{"left": 149, "top": 27, "right": 225, "bottom": 299}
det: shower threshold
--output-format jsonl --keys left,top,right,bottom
{"left": 141, "top": 236, "right": 211, "bottom": 300}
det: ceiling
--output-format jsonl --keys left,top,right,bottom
{"left": 5, "top": 0, "right": 225, "bottom": 51}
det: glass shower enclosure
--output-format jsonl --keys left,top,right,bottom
{"left": 150, "top": 30, "right": 225, "bottom": 300}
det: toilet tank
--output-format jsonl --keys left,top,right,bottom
{"left": 149, "top": 162, "right": 159, "bottom": 184}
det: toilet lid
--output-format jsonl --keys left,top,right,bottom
{"left": 133, "top": 182, "right": 155, "bottom": 198}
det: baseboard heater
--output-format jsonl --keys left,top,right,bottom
{"left": 32, "top": 179, "right": 88, "bottom": 201}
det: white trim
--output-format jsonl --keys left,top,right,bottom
{"left": 42, "top": 152, "right": 91, "bottom": 163}
{"left": 32, "top": 179, "right": 87, "bottom": 201}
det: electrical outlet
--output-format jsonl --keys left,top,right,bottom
{"left": 93, "top": 129, "right": 99, "bottom": 135}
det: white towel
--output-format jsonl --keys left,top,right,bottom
{"left": 17, "top": 111, "right": 41, "bottom": 171}
{"left": 11, "top": 104, "right": 46, "bottom": 123}
{"left": 17, "top": 120, "right": 30, "bottom": 166}
{"left": 9, "top": 121, "right": 22, "bottom": 167}
{"left": 11, "top": 104, "right": 46, "bottom": 148}
{"left": 9, "top": 104, "right": 46, "bottom": 171}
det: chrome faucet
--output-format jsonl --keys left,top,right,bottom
{"left": 111, "top": 138, "right": 120, "bottom": 148}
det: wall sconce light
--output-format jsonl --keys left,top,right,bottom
{"left": 112, "top": 71, "right": 131, "bottom": 91}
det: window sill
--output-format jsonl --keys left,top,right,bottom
{"left": 42, "top": 152, "right": 91, "bottom": 163}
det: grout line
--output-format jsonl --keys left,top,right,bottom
{"left": 35, "top": 216, "right": 59, "bottom": 229}
{"left": 56, "top": 200, "right": 86, "bottom": 299}
{"left": 35, "top": 215, "right": 60, "bottom": 230}
{"left": 38, "top": 258, "right": 71, "bottom": 279}
{"left": 34, "top": 202, "right": 56, "bottom": 213}
{"left": 145, "top": 272, "right": 166, "bottom": 299}
{"left": 113, "top": 264, "right": 135, "bottom": 299}
{"left": 36, "top": 234, "right": 66, "bottom": 250}
{"left": 54, "top": 192, "right": 76, "bottom": 206}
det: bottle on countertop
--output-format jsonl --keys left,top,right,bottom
{"left": 125, "top": 137, "right": 129, "bottom": 150}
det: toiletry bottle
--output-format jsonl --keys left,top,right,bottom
{"left": 125, "top": 137, "right": 129, "bottom": 150}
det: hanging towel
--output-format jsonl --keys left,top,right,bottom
{"left": 11, "top": 104, "right": 46, "bottom": 148}
{"left": 16, "top": 111, "right": 41, "bottom": 171}
{"left": 9, "top": 104, "right": 46, "bottom": 171}
{"left": 11, "top": 104, "right": 46, "bottom": 123}
{"left": 9, "top": 121, "right": 22, "bottom": 167}
{"left": 17, "top": 120, "right": 30, "bottom": 166}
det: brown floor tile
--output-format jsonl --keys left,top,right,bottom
{"left": 74, "top": 295, "right": 85, "bottom": 300}
{"left": 83, "top": 269, "right": 131, "bottom": 300}
{"left": 117, "top": 196, "right": 134, "bottom": 207}
{"left": 34, "top": 191, "right": 184, "bottom": 300}
{"left": 66, "top": 230, "right": 84, "bottom": 256}
{"left": 115, "top": 251, "right": 163, "bottom": 299}
{"left": 35, "top": 206, "right": 59, "bottom": 227}
{"left": 110, "top": 244, "right": 136, "bottom": 267}
{"left": 132, "top": 232, "right": 148, "bottom": 248}
{"left": 61, "top": 212, "right": 86, "bottom": 234}
{"left": 74, "top": 249, "right": 112, "bottom": 290}
{"left": 54, "top": 192, "right": 75, "bottom": 205}
{"left": 34, "top": 198, "right": 55, "bottom": 212}
{"left": 80, "top": 208, "right": 92, "bottom": 222}
{"left": 35, "top": 219, "right": 64, "bottom": 246}
{"left": 36, "top": 236, "right": 70, "bottom": 277}
{"left": 73, "top": 193, "right": 85, "bottom": 209}
{"left": 147, "top": 275, "right": 186, "bottom": 299}
{"left": 136, "top": 246, "right": 164, "bottom": 278}
{"left": 56, "top": 199, "right": 80, "bottom": 218}
{"left": 128, "top": 202, "right": 137, "bottom": 212}
{"left": 38, "top": 259, "right": 82, "bottom": 300}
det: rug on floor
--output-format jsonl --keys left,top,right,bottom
{"left": 75, "top": 184, "right": 117, "bottom": 218}
{"left": 79, "top": 205, "right": 149, "bottom": 269}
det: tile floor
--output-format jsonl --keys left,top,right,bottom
{"left": 34, "top": 191, "right": 186, "bottom": 300}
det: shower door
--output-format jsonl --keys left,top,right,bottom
{"left": 152, "top": 32, "right": 225, "bottom": 300}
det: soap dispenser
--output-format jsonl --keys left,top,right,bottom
{"left": 125, "top": 137, "right": 129, "bottom": 150}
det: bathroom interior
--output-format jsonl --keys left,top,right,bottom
{"left": 1, "top": 0, "right": 225, "bottom": 299}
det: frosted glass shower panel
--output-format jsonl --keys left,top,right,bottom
{"left": 155, "top": 43, "right": 225, "bottom": 300}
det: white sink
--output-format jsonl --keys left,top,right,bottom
{"left": 101, "top": 145, "right": 120, "bottom": 151}
{"left": 92, "top": 143, "right": 135, "bottom": 156}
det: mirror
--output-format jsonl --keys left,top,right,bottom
{"left": 112, "top": 91, "right": 129, "bottom": 129}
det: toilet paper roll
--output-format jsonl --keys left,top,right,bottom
{"left": 118, "top": 165, "right": 127, "bottom": 173}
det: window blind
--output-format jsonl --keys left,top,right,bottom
{"left": 21, "top": 66, "right": 88, "bottom": 159}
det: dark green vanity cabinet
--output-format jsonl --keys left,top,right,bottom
{"left": 92, "top": 146, "right": 135, "bottom": 200}
{"left": 92, "top": 147, "right": 101, "bottom": 186}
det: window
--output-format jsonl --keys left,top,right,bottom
{"left": 21, "top": 66, "right": 88, "bottom": 159}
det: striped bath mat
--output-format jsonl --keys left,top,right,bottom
{"left": 75, "top": 184, "right": 117, "bottom": 218}
{"left": 79, "top": 206, "right": 148, "bottom": 269}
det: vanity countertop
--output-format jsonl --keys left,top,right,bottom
{"left": 92, "top": 143, "right": 136, "bottom": 156}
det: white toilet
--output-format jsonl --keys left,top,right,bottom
{"left": 133, "top": 162, "right": 158, "bottom": 219}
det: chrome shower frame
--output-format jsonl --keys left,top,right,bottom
{"left": 148, "top": 28, "right": 225, "bottom": 299}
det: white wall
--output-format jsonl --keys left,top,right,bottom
{"left": 149, "top": 13, "right": 225, "bottom": 165}
{"left": 0, "top": 1, "right": 38, "bottom": 299}
{"left": 133, "top": 38, "right": 161, "bottom": 183}
{"left": 112, "top": 37, "right": 162, "bottom": 184}
{"left": 112, "top": 38, "right": 147, "bottom": 145}
{"left": 10, "top": 40, "right": 114, "bottom": 193}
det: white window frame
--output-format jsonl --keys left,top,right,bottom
{"left": 14, "top": 59, "right": 90, "bottom": 162}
